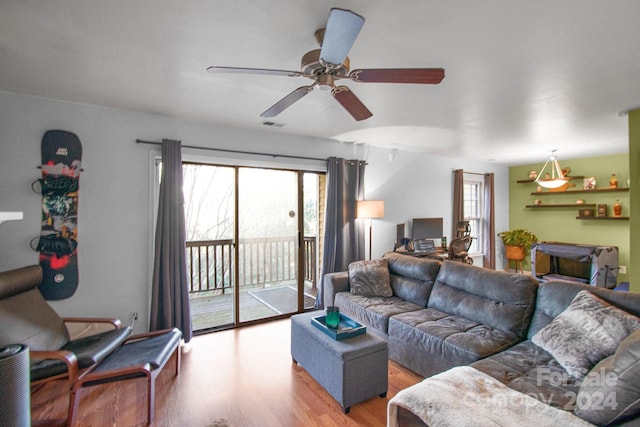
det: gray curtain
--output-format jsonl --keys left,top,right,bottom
{"left": 150, "top": 139, "right": 192, "bottom": 342}
{"left": 483, "top": 173, "right": 496, "bottom": 269}
{"left": 452, "top": 169, "right": 465, "bottom": 238}
{"left": 316, "top": 157, "right": 366, "bottom": 308}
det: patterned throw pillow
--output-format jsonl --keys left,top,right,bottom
{"left": 348, "top": 258, "right": 392, "bottom": 298}
{"left": 532, "top": 290, "right": 640, "bottom": 378}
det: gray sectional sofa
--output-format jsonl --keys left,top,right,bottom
{"left": 321, "top": 251, "right": 640, "bottom": 426}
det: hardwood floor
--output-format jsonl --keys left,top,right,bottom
{"left": 31, "top": 318, "right": 423, "bottom": 427}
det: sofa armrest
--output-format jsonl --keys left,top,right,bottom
{"left": 323, "top": 271, "right": 350, "bottom": 308}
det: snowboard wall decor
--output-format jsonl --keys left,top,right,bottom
{"left": 32, "top": 130, "right": 82, "bottom": 300}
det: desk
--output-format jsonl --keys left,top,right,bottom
{"left": 395, "top": 250, "right": 448, "bottom": 259}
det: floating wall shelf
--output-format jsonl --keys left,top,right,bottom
{"left": 517, "top": 175, "right": 585, "bottom": 184}
{"left": 526, "top": 204, "right": 596, "bottom": 209}
{"left": 576, "top": 216, "right": 629, "bottom": 221}
{"left": 530, "top": 188, "right": 629, "bottom": 196}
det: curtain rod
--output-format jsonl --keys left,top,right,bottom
{"left": 453, "top": 169, "right": 490, "bottom": 176}
{"left": 135, "top": 139, "right": 327, "bottom": 162}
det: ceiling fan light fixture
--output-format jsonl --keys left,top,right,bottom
{"left": 316, "top": 73, "right": 335, "bottom": 91}
{"left": 208, "top": 8, "right": 444, "bottom": 121}
{"left": 535, "top": 150, "right": 570, "bottom": 189}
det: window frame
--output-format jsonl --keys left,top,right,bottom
{"left": 463, "top": 176, "right": 484, "bottom": 256}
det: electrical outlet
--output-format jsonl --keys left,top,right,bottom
{"left": 131, "top": 312, "right": 138, "bottom": 320}
{"left": 619, "top": 265, "right": 627, "bottom": 274}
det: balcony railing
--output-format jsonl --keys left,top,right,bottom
{"left": 186, "top": 236, "right": 317, "bottom": 295}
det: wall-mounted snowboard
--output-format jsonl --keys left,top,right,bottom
{"left": 33, "top": 130, "right": 82, "bottom": 300}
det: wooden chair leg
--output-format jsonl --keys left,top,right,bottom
{"left": 67, "top": 387, "right": 81, "bottom": 427}
{"left": 175, "top": 345, "right": 181, "bottom": 376}
{"left": 145, "top": 371, "right": 155, "bottom": 424}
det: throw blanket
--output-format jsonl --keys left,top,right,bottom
{"left": 387, "top": 366, "right": 593, "bottom": 427}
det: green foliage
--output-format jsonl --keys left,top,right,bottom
{"left": 497, "top": 228, "right": 538, "bottom": 249}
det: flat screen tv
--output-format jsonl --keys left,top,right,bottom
{"left": 412, "top": 217, "right": 443, "bottom": 240}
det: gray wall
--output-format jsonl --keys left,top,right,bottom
{"left": 0, "top": 91, "right": 508, "bottom": 333}
{"left": 364, "top": 145, "right": 509, "bottom": 264}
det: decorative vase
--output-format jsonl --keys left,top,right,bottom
{"left": 614, "top": 200, "right": 622, "bottom": 217}
{"left": 610, "top": 173, "right": 618, "bottom": 189}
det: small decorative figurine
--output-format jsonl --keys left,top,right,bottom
{"left": 610, "top": 173, "right": 618, "bottom": 189}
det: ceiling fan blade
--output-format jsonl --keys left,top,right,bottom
{"left": 319, "top": 8, "right": 365, "bottom": 67}
{"left": 331, "top": 86, "right": 372, "bottom": 121}
{"left": 260, "top": 85, "right": 315, "bottom": 118}
{"left": 349, "top": 68, "right": 445, "bottom": 84}
{"left": 207, "top": 66, "right": 302, "bottom": 77}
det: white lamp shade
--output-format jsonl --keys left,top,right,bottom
{"left": 537, "top": 178, "right": 570, "bottom": 189}
{"left": 535, "top": 151, "right": 568, "bottom": 189}
{"left": 357, "top": 200, "right": 384, "bottom": 219}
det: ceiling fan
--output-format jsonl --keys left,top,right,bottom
{"left": 207, "top": 8, "right": 445, "bottom": 121}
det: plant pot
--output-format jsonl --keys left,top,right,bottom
{"left": 505, "top": 245, "right": 525, "bottom": 261}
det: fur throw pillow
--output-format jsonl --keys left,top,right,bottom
{"left": 349, "top": 258, "right": 392, "bottom": 298}
{"left": 574, "top": 329, "right": 640, "bottom": 425}
{"left": 532, "top": 290, "right": 640, "bottom": 378}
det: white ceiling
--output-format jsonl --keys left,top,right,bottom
{"left": 1, "top": 1, "right": 639, "bottom": 165}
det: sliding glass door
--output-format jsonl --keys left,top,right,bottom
{"left": 182, "top": 163, "right": 321, "bottom": 332}
{"left": 238, "top": 168, "right": 299, "bottom": 322}
{"left": 183, "top": 164, "right": 236, "bottom": 330}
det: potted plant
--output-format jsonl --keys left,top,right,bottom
{"left": 497, "top": 228, "right": 538, "bottom": 261}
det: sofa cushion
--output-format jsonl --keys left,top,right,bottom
{"left": 348, "top": 258, "right": 392, "bottom": 297}
{"left": 472, "top": 340, "right": 581, "bottom": 411}
{"left": 390, "top": 275, "right": 431, "bottom": 307}
{"left": 428, "top": 261, "right": 538, "bottom": 338}
{"left": 574, "top": 329, "right": 640, "bottom": 425}
{"left": 389, "top": 308, "right": 522, "bottom": 369}
{"left": 384, "top": 251, "right": 442, "bottom": 282}
{"left": 383, "top": 252, "right": 441, "bottom": 307}
{"left": 334, "top": 292, "right": 423, "bottom": 334}
{"left": 532, "top": 290, "right": 640, "bottom": 378}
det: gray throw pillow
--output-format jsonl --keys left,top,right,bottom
{"left": 348, "top": 258, "right": 392, "bottom": 298}
{"left": 574, "top": 329, "right": 640, "bottom": 425}
{"left": 532, "top": 290, "right": 640, "bottom": 378}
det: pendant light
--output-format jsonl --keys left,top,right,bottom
{"left": 535, "top": 150, "right": 569, "bottom": 189}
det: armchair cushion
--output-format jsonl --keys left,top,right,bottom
{"left": 92, "top": 328, "right": 182, "bottom": 375}
{"left": 0, "top": 266, "right": 69, "bottom": 351}
{"left": 30, "top": 326, "right": 132, "bottom": 381}
{"left": 62, "top": 326, "right": 133, "bottom": 366}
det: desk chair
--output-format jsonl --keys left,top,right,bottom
{"left": 448, "top": 221, "right": 474, "bottom": 264}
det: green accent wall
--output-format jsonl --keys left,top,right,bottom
{"left": 508, "top": 153, "right": 629, "bottom": 286}
{"left": 630, "top": 110, "right": 640, "bottom": 293}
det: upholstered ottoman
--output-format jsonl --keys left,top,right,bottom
{"left": 290, "top": 310, "right": 388, "bottom": 413}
